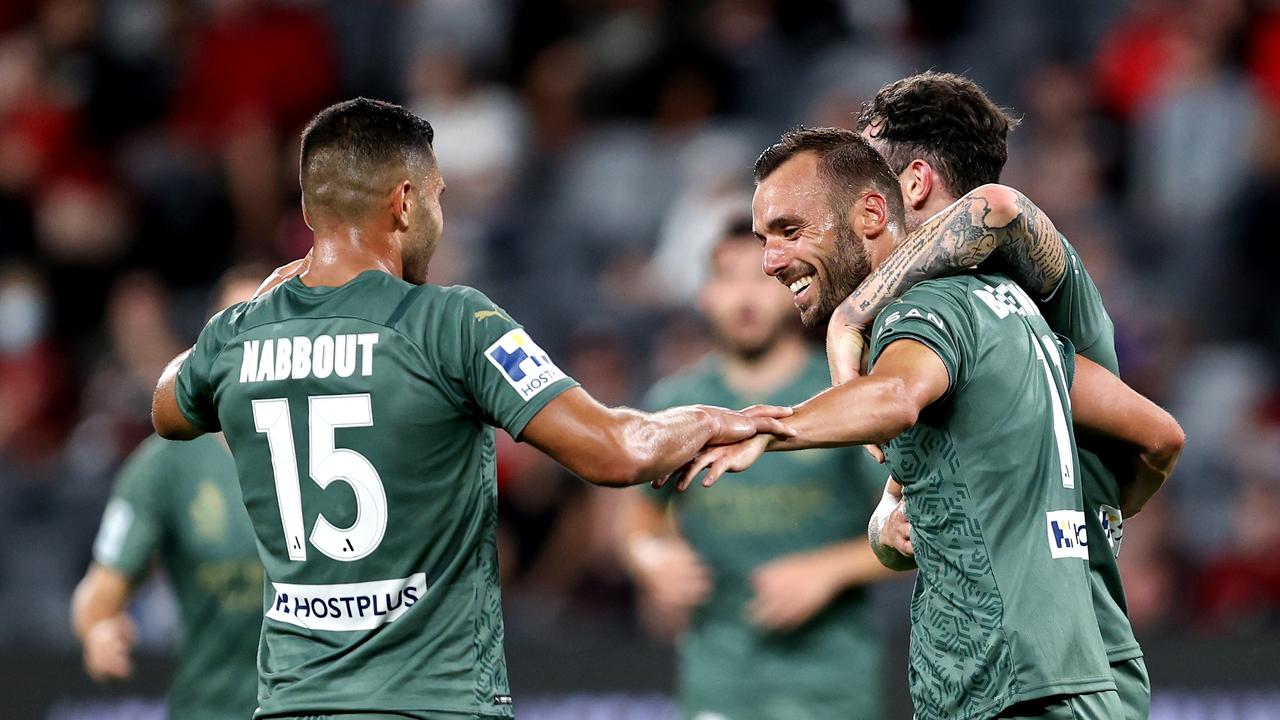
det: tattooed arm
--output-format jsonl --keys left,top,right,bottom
{"left": 826, "top": 184, "right": 1066, "bottom": 383}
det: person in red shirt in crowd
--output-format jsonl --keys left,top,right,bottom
{"left": 171, "top": 0, "right": 339, "bottom": 258}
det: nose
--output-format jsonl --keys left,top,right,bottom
{"left": 762, "top": 240, "right": 788, "bottom": 278}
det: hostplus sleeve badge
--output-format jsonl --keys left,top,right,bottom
{"left": 485, "top": 329, "right": 567, "bottom": 401}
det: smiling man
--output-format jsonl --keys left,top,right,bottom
{"left": 825, "top": 72, "right": 1157, "bottom": 719}
{"left": 673, "top": 127, "right": 1183, "bottom": 720}
{"left": 148, "top": 98, "right": 793, "bottom": 720}
{"left": 622, "top": 218, "right": 893, "bottom": 720}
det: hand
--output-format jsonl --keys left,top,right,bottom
{"left": 629, "top": 535, "right": 712, "bottom": 633}
{"left": 668, "top": 435, "right": 770, "bottom": 491}
{"left": 826, "top": 303, "right": 870, "bottom": 386}
{"left": 252, "top": 250, "right": 313, "bottom": 299}
{"left": 749, "top": 551, "right": 841, "bottom": 632}
{"left": 82, "top": 615, "right": 135, "bottom": 682}
{"left": 882, "top": 498, "right": 913, "bottom": 557}
{"left": 701, "top": 404, "right": 795, "bottom": 447}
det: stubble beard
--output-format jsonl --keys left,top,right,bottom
{"left": 803, "top": 222, "right": 870, "bottom": 328}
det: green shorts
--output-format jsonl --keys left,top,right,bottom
{"left": 1111, "top": 656, "right": 1151, "bottom": 720}
{"left": 996, "top": 690, "right": 1122, "bottom": 720}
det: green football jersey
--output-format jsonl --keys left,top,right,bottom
{"left": 1039, "top": 237, "right": 1141, "bottom": 663}
{"left": 174, "top": 270, "right": 578, "bottom": 718}
{"left": 867, "top": 273, "right": 1114, "bottom": 720}
{"left": 92, "top": 433, "right": 262, "bottom": 720}
{"left": 645, "top": 351, "right": 886, "bottom": 720}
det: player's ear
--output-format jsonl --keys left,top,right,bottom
{"left": 851, "top": 191, "right": 889, "bottom": 239}
{"left": 900, "top": 159, "right": 933, "bottom": 210}
{"left": 391, "top": 180, "right": 413, "bottom": 230}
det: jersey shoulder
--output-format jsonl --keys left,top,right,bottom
{"left": 872, "top": 274, "right": 982, "bottom": 337}
{"left": 644, "top": 355, "right": 718, "bottom": 410}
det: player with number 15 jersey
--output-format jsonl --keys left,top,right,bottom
{"left": 153, "top": 98, "right": 794, "bottom": 719}
{"left": 176, "top": 274, "right": 570, "bottom": 717}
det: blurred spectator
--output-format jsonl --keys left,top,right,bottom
{"left": 170, "top": 0, "right": 338, "bottom": 257}
{"left": 0, "top": 263, "right": 68, "bottom": 471}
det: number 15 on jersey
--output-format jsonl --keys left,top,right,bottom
{"left": 253, "top": 394, "right": 388, "bottom": 562}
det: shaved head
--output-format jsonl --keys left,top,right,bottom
{"left": 298, "top": 98, "right": 445, "bottom": 284}
{"left": 299, "top": 98, "right": 437, "bottom": 221}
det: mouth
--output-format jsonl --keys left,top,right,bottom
{"left": 787, "top": 273, "right": 816, "bottom": 307}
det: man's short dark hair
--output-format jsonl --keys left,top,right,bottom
{"left": 856, "top": 71, "right": 1019, "bottom": 196}
{"left": 753, "top": 126, "right": 905, "bottom": 223}
{"left": 299, "top": 98, "right": 436, "bottom": 215}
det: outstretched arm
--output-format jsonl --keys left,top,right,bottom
{"left": 521, "top": 388, "right": 794, "bottom": 488}
{"left": 668, "top": 338, "right": 950, "bottom": 490}
{"left": 1070, "top": 355, "right": 1185, "bottom": 516}
{"left": 828, "top": 184, "right": 1065, "bottom": 383}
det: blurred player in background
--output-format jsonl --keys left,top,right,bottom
{"left": 825, "top": 72, "right": 1158, "bottom": 718}
{"left": 679, "top": 128, "right": 1183, "bottom": 720}
{"left": 71, "top": 265, "right": 268, "bottom": 720}
{"left": 149, "top": 98, "right": 793, "bottom": 719}
{"left": 620, "top": 218, "right": 894, "bottom": 720}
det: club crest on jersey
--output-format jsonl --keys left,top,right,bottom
{"left": 485, "top": 329, "right": 566, "bottom": 400}
{"left": 1045, "top": 509, "right": 1089, "bottom": 559}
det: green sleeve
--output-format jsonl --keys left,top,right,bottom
{"left": 450, "top": 287, "right": 578, "bottom": 439}
{"left": 92, "top": 437, "right": 171, "bottom": 580}
{"left": 1038, "top": 237, "right": 1119, "bottom": 373}
{"left": 867, "top": 285, "right": 974, "bottom": 401}
{"left": 176, "top": 310, "right": 232, "bottom": 433}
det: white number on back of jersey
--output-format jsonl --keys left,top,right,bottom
{"left": 1030, "top": 332, "right": 1075, "bottom": 489}
{"left": 253, "top": 394, "right": 387, "bottom": 562}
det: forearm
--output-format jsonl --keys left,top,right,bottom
{"left": 831, "top": 185, "right": 1065, "bottom": 333}
{"left": 766, "top": 377, "right": 916, "bottom": 451}
{"left": 868, "top": 492, "right": 916, "bottom": 571}
{"left": 615, "top": 406, "right": 723, "bottom": 486}
{"left": 618, "top": 494, "right": 676, "bottom": 576}
{"left": 71, "top": 566, "right": 130, "bottom": 640}
{"left": 1119, "top": 445, "right": 1181, "bottom": 516}
{"left": 809, "top": 537, "right": 899, "bottom": 588}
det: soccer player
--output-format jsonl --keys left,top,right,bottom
{"left": 621, "top": 218, "right": 894, "bottom": 720}
{"left": 147, "top": 97, "right": 793, "bottom": 720}
{"left": 825, "top": 72, "right": 1160, "bottom": 718}
{"left": 72, "top": 266, "right": 267, "bottom": 720}
{"left": 676, "top": 128, "right": 1183, "bottom": 720}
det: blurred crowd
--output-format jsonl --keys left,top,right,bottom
{"left": 1, "top": 0, "right": 1280, "bottom": 652}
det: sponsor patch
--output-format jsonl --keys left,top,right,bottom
{"left": 1099, "top": 504, "right": 1124, "bottom": 557}
{"left": 266, "top": 573, "right": 426, "bottom": 631}
{"left": 1045, "top": 510, "right": 1089, "bottom": 559}
{"left": 485, "top": 329, "right": 566, "bottom": 401}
